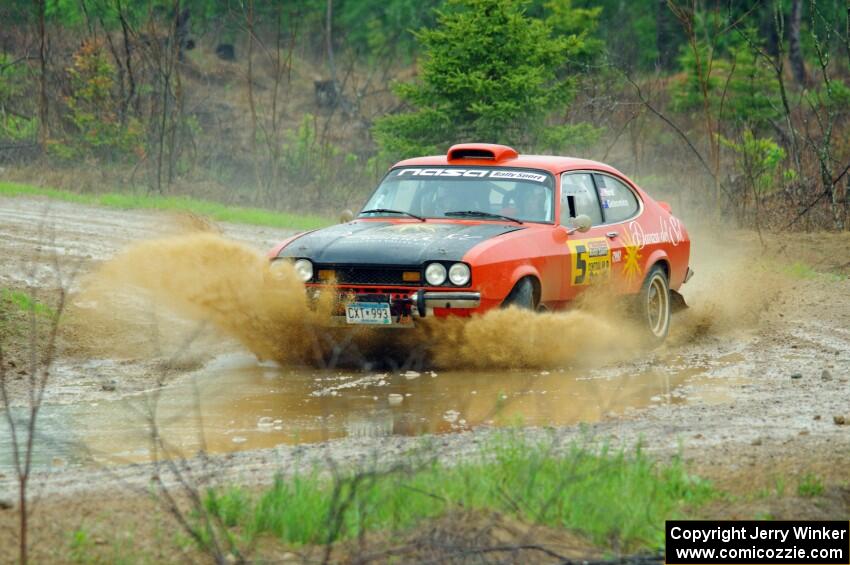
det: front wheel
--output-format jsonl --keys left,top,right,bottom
{"left": 635, "top": 265, "right": 671, "bottom": 344}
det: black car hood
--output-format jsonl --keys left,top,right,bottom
{"left": 278, "top": 221, "right": 523, "bottom": 264}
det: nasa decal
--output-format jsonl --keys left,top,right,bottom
{"left": 393, "top": 168, "right": 548, "bottom": 183}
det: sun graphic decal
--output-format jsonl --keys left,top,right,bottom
{"left": 621, "top": 230, "right": 643, "bottom": 285}
{"left": 394, "top": 223, "right": 438, "bottom": 234}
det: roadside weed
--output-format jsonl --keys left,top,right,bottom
{"left": 1, "top": 288, "right": 55, "bottom": 318}
{"left": 204, "top": 437, "right": 717, "bottom": 553}
{"left": 69, "top": 528, "right": 96, "bottom": 564}
{"left": 780, "top": 262, "right": 844, "bottom": 282}
{"left": 797, "top": 473, "right": 825, "bottom": 498}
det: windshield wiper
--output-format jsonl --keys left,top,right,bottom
{"left": 444, "top": 210, "right": 524, "bottom": 224}
{"left": 359, "top": 208, "right": 426, "bottom": 222}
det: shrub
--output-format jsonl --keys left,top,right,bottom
{"left": 0, "top": 53, "right": 36, "bottom": 142}
{"left": 373, "top": 0, "right": 597, "bottom": 159}
{"left": 670, "top": 31, "right": 780, "bottom": 129}
{"left": 58, "top": 39, "right": 144, "bottom": 162}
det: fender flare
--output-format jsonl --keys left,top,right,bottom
{"left": 508, "top": 264, "right": 542, "bottom": 303}
{"left": 643, "top": 249, "right": 671, "bottom": 279}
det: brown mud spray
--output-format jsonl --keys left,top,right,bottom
{"left": 67, "top": 229, "right": 781, "bottom": 370}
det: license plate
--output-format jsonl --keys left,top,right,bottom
{"left": 345, "top": 302, "right": 392, "bottom": 325}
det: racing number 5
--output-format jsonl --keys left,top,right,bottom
{"left": 573, "top": 244, "right": 587, "bottom": 285}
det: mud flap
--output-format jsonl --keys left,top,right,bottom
{"left": 670, "top": 289, "right": 688, "bottom": 313}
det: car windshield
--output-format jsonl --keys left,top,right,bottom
{"left": 360, "top": 167, "right": 555, "bottom": 223}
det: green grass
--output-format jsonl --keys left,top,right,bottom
{"left": 0, "top": 289, "right": 55, "bottom": 347}
{"left": 779, "top": 261, "right": 845, "bottom": 282}
{"left": 782, "top": 262, "right": 820, "bottom": 279}
{"left": 0, "top": 181, "right": 332, "bottom": 231}
{"left": 1, "top": 288, "right": 54, "bottom": 318}
{"left": 203, "top": 438, "right": 718, "bottom": 553}
{"left": 69, "top": 528, "right": 97, "bottom": 564}
{"left": 797, "top": 473, "right": 825, "bottom": 498}
{"left": 67, "top": 526, "right": 139, "bottom": 565}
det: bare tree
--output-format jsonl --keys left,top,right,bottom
{"left": 144, "top": 365, "right": 241, "bottom": 564}
{"left": 116, "top": 0, "right": 138, "bottom": 116}
{"left": 788, "top": 0, "right": 807, "bottom": 86}
{"left": 0, "top": 229, "right": 76, "bottom": 564}
{"left": 241, "top": 2, "right": 299, "bottom": 206}
{"left": 806, "top": 0, "right": 847, "bottom": 230}
{"left": 326, "top": 0, "right": 338, "bottom": 97}
{"left": 656, "top": 0, "right": 678, "bottom": 70}
{"left": 245, "top": 0, "right": 258, "bottom": 178}
{"left": 35, "top": 0, "right": 48, "bottom": 151}
{"left": 666, "top": 0, "right": 746, "bottom": 212}
{"left": 128, "top": 0, "right": 187, "bottom": 194}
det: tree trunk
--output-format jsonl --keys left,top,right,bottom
{"left": 789, "top": 0, "right": 806, "bottom": 86}
{"left": 36, "top": 0, "right": 48, "bottom": 152}
{"left": 656, "top": 0, "right": 676, "bottom": 70}
{"left": 19, "top": 475, "right": 27, "bottom": 564}
{"left": 117, "top": 2, "right": 137, "bottom": 116}
{"left": 326, "top": 0, "right": 337, "bottom": 91}
{"left": 832, "top": 178, "right": 846, "bottom": 231}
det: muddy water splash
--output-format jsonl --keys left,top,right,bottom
{"left": 667, "top": 230, "right": 787, "bottom": 344}
{"left": 426, "top": 296, "right": 643, "bottom": 369}
{"left": 67, "top": 229, "right": 780, "bottom": 370}
{"left": 69, "top": 233, "right": 333, "bottom": 363}
{"left": 68, "top": 233, "right": 647, "bottom": 369}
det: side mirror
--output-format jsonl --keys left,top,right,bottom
{"left": 339, "top": 209, "right": 355, "bottom": 223}
{"left": 572, "top": 214, "right": 592, "bottom": 233}
{"left": 658, "top": 201, "right": 672, "bottom": 214}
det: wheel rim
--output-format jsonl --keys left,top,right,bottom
{"left": 646, "top": 274, "right": 669, "bottom": 337}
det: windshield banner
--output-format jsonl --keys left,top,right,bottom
{"left": 393, "top": 168, "right": 549, "bottom": 183}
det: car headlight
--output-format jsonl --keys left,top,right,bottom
{"left": 425, "top": 262, "right": 447, "bottom": 286}
{"left": 448, "top": 263, "right": 471, "bottom": 286}
{"left": 293, "top": 259, "right": 314, "bottom": 282}
{"left": 269, "top": 258, "right": 291, "bottom": 280}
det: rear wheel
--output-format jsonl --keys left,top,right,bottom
{"left": 635, "top": 265, "right": 671, "bottom": 343}
{"left": 502, "top": 278, "right": 536, "bottom": 310}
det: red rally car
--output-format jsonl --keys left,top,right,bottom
{"left": 269, "top": 143, "right": 693, "bottom": 341}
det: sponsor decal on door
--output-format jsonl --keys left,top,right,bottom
{"left": 567, "top": 238, "right": 611, "bottom": 286}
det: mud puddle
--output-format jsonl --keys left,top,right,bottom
{"left": 0, "top": 352, "right": 745, "bottom": 472}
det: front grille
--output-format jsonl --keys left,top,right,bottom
{"left": 315, "top": 265, "right": 421, "bottom": 286}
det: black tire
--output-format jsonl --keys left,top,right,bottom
{"left": 502, "top": 278, "right": 536, "bottom": 310}
{"left": 635, "top": 265, "right": 671, "bottom": 344}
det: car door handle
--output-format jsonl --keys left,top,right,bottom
{"left": 606, "top": 231, "right": 618, "bottom": 238}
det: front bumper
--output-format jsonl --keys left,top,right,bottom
{"left": 418, "top": 291, "right": 482, "bottom": 312}
{"left": 309, "top": 286, "right": 482, "bottom": 327}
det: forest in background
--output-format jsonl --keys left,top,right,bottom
{"left": 0, "top": 0, "right": 848, "bottom": 231}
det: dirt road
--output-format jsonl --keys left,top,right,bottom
{"left": 1, "top": 194, "right": 849, "bottom": 500}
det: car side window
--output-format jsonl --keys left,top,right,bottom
{"left": 560, "top": 173, "right": 602, "bottom": 226}
{"left": 594, "top": 174, "right": 639, "bottom": 224}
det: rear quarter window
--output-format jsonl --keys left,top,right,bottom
{"left": 594, "top": 174, "right": 640, "bottom": 224}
